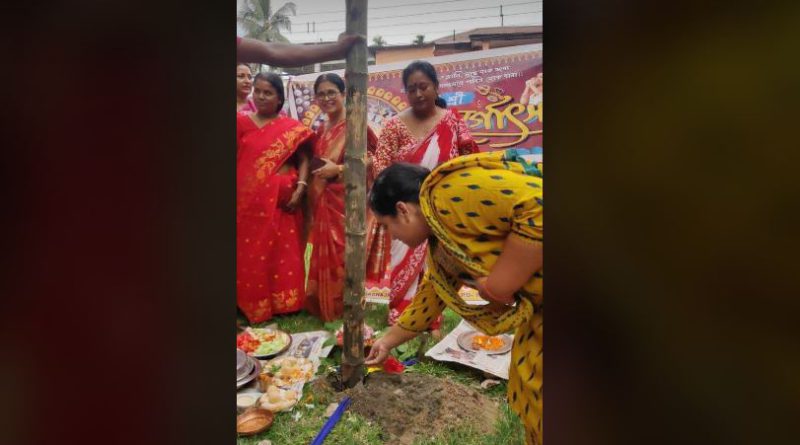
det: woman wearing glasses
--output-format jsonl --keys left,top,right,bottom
{"left": 370, "top": 60, "right": 480, "bottom": 334}
{"left": 305, "top": 73, "right": 377, "bottom": 321}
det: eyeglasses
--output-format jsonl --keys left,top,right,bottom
{"left": 315, "top": 90, "right": 341, "bottom": 100}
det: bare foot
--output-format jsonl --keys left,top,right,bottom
{"left": 431, "top": 329, "right": 442, "bottom": 340}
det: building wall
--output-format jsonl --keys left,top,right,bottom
{"left": 480, "top": 37, "right": 542, "bottom": 49}
{"left": 432, "top": 47, "right": 463, "bottom": 57}
{"left": 375, "top": 46, "right": 435, "bottom": 65}
{"left": 434, "top": 36, "right": 542, "bottom": 57}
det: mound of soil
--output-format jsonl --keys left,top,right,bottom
{"left": 345, "top": 372, "right": 499, "bottom": 445}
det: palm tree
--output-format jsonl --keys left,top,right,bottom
{"left": 372, "top": 35, "right": 387, "bottom": 48}
{"left": 238, "top": 1, "right": 297, "bottom": 70}
{"left": 413, "top": 35, "right": 425, "bottom": 46}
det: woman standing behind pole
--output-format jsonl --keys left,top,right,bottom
{"left": 305, "top": 73, "right": 377, "bottom": 322}
{"left": 365, "top": 149, "right": 544, "bottom": 445}
{"left": 237, "top": 72, "right": 314, "bottom": 324}
{"left": 236, "top": 63, "right": 256, "bottom": 113}
{"left": 370, "top": 60, "right": 479, "bottom": 333}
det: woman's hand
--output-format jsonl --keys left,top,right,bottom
{"left": 474, "top": 277, "right": 514, "bottom": 316}
{"left": 312, "top": 157, "right": 341, "bottom": 180}
{"left": 365, "top": 324, "right": 419, "bottom": 366}
{"left": 475, "top": 276, "right": 516, "bottom": 306}
{"left": 283, "top": 185, "right": 305, "bottom": 212}
{"left": 473, "top": 276, "right": 492, "bottom": 300}
{"left": 364, "top": 338, "right": 392, "bottom": 366}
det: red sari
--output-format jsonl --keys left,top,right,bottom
{"left": 371, "top": 109, "right": 479, "bottom": 329}
{"left": 237, "top": 114, "right": 314, "bottom": 323}
{"left": 305, "top": 121, "right": 377, "bottom": 321}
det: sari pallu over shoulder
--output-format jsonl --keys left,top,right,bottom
{"left": 237, "top": 116, "right": 314, "bottom": 218}
{"left": 305, "top": 120, "right": 347, "bottom": 321}
{"left": 373, "top": 110, "right": 479, "bottom": 326}
{"left": 236, "top": 115, "right": 314, "bottom": 323}
{"left": 306, "top": 120, "right": 378, "bottom": 321}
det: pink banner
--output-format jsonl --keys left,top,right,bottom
{"left": 288, "top": 46, "right": 542, "bottom": 157}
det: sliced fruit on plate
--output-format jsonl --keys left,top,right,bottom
{"left": 237, "top": 328, "right": 290, "bottom": 356}
{"left": 471, "top": 334, "right": 506, "bottom": 351}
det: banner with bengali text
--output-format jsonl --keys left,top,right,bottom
{"left": 287, "top": 45, "right": 542, "bottom": 160}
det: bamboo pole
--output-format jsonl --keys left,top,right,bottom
{"left": 341, "top": 0, "right": 368, "bottom": 389}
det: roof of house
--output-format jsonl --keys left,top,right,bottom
{"left": 370, "top": 42, "right": 435, "bottom": 51}
{"left": 432, "top": 26, "right": 542, "bottom": 45}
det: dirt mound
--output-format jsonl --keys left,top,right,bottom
{"left": 345, "top": 372, "right": 499, "bottom": 445}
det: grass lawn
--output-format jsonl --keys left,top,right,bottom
{"left": 237, "top": 304, "right": 525, "bottom": 445}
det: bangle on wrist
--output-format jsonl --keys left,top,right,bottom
{"left": 483, "top": 280, "right": 515, "bottom": 305}
{"left": 296, "top": 180, "right": 307, "bottom": 188}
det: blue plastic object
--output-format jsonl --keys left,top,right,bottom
{"left": 401, "top": 358, "right": 418, "bottom": 367}
{"left": 310, "top": 396, "right": 352, "bottom": 445}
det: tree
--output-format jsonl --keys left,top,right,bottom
{"left": 238, "top": 1, "right": 297, "bottom": 70}
{"left": 372, "top": 35, "right": 386, "bottom": 48}
{"left": 413, "top": 34, "right": 425, "bottom": 46}
{"left": 342, "top": 0, "right": 367, "bottom": 389}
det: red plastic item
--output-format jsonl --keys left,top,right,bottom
{"left": 383, "top": 356, "right": 405, "bottom": 374}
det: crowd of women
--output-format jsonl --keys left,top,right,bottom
{"left": 235, "top": 60, "right": 479, "bottom": 328}
{"left": 236, "top": 53, "right": 543, "bottom": 445}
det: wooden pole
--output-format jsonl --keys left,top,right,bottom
{"left": 341, "top": 0, "right": 367, "bottom": 389}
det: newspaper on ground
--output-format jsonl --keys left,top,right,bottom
{"left": 425, "top": 319, "right": 513, "bottom": 380}
{"left": 282, "top": 329, "right": 333, "bottom": 361}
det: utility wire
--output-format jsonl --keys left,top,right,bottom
{"left": 310, "top": 11, "right": 542, "bottom": 32}
{"left": 294, "top": 0, "right": 542, "bottom": 16}
{"left": 306, "top": 1, "right": 540, "bottom": 25}
{"left": 374, "top": 20, "right": 541, "bottom": 38}
{"left": 289, "top": 17, "right": 542, "bottom": 41}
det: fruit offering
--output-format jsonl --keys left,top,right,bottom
{"left": 236, "top": 328, "right": 290, "bottom": 357}
{"left": 471, "top": 334, "right": 506, "bottom": 351}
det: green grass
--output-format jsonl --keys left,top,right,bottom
{"left": 237, "top": 403, "right": 384, "bottom": 445}
{"left": 237, "top": 304, "right": 524, "bottom": 444}
{"left": 412, "top": 404, "right": 525, "bottom": 445}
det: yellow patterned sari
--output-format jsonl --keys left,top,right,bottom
{"left": 396, "top": 149, "right": 543, "bottom": 444}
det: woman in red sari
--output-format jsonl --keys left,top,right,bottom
{"left": 372, "top": 61, "right": 480, "bottom": 332}
{"left": 305, "top": 73, "right": 377, "bottom": 321}
{"left": 237, "top": 72, "right": 314, "bottom": 324}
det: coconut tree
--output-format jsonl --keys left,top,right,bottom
{"left": 413, "top": 34, "right": 425, "bottom": 46}
{"left": 372, "top": 35, "right": 386, "bottom": 48}
{"left": 238, "top": 1, "right": 297, "bottom": 70}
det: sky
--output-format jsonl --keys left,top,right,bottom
{"left": 236, "top": 0, "right": 542, "bottom": 46}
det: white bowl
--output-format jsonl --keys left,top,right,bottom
{"left": 236, "top": 392, "right": 261, "bottom": 412}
